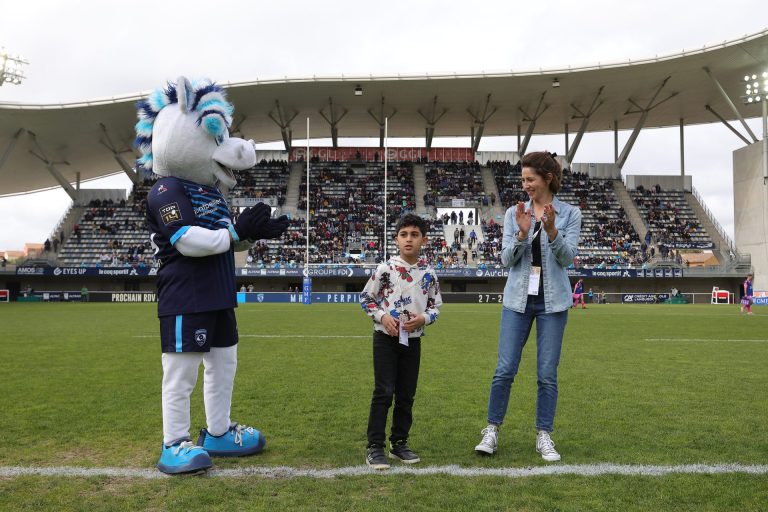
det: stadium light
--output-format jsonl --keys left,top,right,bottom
{"left": 741, "top": 70, "right": 768, "bottom": 183}
{"left": 0, "top": 48, "right": 28, "bottom": 86}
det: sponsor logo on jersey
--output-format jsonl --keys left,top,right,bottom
{"left": 160, "top": 203, "right": 182, "bottom": 225}
{"left": 157, "top": 184, "right": 168, "bottom": 194}
{"left": 194, "top": 329, "right": 208, "bottom": 346}
{"left": 193, "top": 198, "right": 225, "bottom": 217}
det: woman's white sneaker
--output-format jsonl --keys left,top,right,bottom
{"left": 474, "top": 425, "right": 498, "bottom": 455}
{"left": 536, "top": 431, "right": 561, "bottom": 462}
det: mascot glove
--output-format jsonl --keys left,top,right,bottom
{"left": 252, "top": 215, "right": 290, "bottom": 240}
{"left": 232, "top": 203, "right": 272, "bottom": 242}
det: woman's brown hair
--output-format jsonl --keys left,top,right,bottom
{"left": 520, "top": 151, "right": 562, "bottom": 194}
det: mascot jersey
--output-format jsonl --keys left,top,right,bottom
{"left": 147, "top": 176, "right": 236, "bottom": 316}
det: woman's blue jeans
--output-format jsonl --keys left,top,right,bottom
{"left": 487, "top": 297, "right": 568, "bottom": 432}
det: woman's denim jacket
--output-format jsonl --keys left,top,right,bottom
{"left": 500, "top": 196, "right": 582, "bottom": 313}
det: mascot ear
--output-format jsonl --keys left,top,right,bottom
{"left": 176, "top": 76, "right": 193, "bottom": 113}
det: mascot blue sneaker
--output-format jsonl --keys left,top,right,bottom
{"left": 157, "top": 438, "right": 213, "bottom": 475}
{"left": 198, "top": 423, "right": 266, "bottom": 457}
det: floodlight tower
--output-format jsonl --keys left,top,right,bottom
{"left": 742, "top": 71, "right": 768, "bottom": 183}
{"left": 0, "top": 48, "right": 28, "bottom": 86}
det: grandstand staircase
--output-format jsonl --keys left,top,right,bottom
{"left": 54, "top": 205, "right": 86, "bottom": 258}
{"left": 683, "top": 191, "right": 729, "bottom": 264}
{"left": 413, "top": 164, "right": 427, "bottom": 215}
{"left": 283, "top": 162, "right": 304, "bottom": 218}
{"left": 442, "top": 224, "right": 484, "bottom": 266}
{"left": 481, "top": 166, "right": 505, "bottom": 221}
{"left": 612, "top": 180, "right": 649, "bottom": 240}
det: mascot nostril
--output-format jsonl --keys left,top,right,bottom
{"left": 137, "top": 76, "right": 289, "bottom": 475}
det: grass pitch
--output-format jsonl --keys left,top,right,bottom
{"left": 1, "top": 302, "right": 767, "bottom": 511}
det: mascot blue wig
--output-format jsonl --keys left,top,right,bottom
{"left": 138, "top": 77, "right": 288, "bottom": 475}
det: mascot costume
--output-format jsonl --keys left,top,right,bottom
{"left": 136, "top": 76, "right": 289, "bottom": 474}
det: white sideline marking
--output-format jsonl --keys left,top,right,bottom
{"left": 645, "top": 338, "right": 768, "bottom": 343}
{"left": 1, "top": 463, "right": 767, "bottom": 480}
{"left": 132, "top": 334, "right": 369, "bottom": 339}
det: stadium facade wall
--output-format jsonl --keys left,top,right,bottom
{"left": 734, "top": 142, "right": 767, "bottom": 287}
{"left": 625, "top": 174, "right": 692, "bottom": 192}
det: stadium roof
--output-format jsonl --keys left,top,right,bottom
{"left": 1, "top": 29, "right": 767, "bottom": 196}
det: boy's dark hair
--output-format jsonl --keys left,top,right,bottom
{"left": 394, "top": 213, "right": 428, "bottom": 237}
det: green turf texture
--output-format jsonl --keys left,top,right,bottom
{"left": 1, "top": 302, "right": 766, "bottom": 510}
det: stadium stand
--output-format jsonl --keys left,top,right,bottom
{"left": 57, "top": 184, "right": 154, "bottom": 268}
{"left": 629, "top": 185, "right": 713, "bottom": 251}
{"left": 490, "top": 162, "right": 646, "bottom": 269}
{"left": 295, "top": 161, "right": 419, "bottom": 264}
{"left": 424, "top": 161, "right": 487, "bottom": 206}
{"left": 229, "top": 160, "right": 290, "bottom": 206}
{"left": 49, "top": 156, "right": 721, "bottom": 271}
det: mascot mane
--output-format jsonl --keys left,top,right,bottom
{"left": 135, "top": 79, "right": 234, "bottom": 172}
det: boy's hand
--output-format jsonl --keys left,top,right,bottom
{"left": 402, "top": 315, "right": 426, "bottom": 333}
{"left": 381, "top": 314, "right": 399, "bottom": 336}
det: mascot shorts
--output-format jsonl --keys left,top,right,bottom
{"left": 160, "top": 309, "right": 238, "bottom": 353}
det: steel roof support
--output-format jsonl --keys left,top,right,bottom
{"left": 467, "top": 94, "right": 498, "bottom": 152}
{"left": 616, "top": 77, "right": 678, "bottom": 170}
{"left": 704, "top": 105, "right": 752, "bottom": 145}
{"left": 319, "top": 97, "right": 347, "bottom": 148}
{"left": 680, "top": 118, "right": 686, "bottom": 191}
{"left": 518, "top": 91, "right": 549, "bottom": 156}
{"left": 566, "top": 86, "right": 604, "bottom": 165}
{"left": 27, "top": 130, "right": 77, "bottom": 201}
{"left": 0, "top": 128, "right": 22, "bottom": 172}
{"left": 268, "top": 101, "right": 298, "bottom": 151}
{"left": 564, "top": 124, "right": 569, "bottom": 161}
{"left": 367, "top": 95, "right": 397, "bottom": 148}
{"left": 98, "top": 123, "right": 138, "bottom": 185}
{"left": 703, "top": 67, "right": 758, "bottom": 143}
{"left": 418, "top": 96, "right": 447, "bottom": 150}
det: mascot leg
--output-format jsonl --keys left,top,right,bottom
{"left": 157, "top": 352, "right": 212, "bottom": 474}
{"left": 197, "top": 345, "right": 266, "bottom": 456}
{"left": 202, "top": 345, "right": 238, "bottom": 435}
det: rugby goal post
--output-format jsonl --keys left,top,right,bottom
{"left": 0, "top": 289, "right": 9, "bottom": 303}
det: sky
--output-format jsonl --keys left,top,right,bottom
{"left": 0, "top": 0, "right": 766, "bottom": 251}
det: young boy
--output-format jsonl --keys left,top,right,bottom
{"left": 360, "top": 214, "right": 443, "bottom": 470}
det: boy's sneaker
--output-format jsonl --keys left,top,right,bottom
{"left": 536, "top": 431, "right": 561, "bottom": 462}
{"left": 474, "top": 425, "right": 498, "bottom": 455}
{"left": 197, "top": 423, "right": 266, "bottom": 457}
{"left": 157, "top": 438, "right": 213, "bottom": 475}
{"left": 366, "top": 445, "right": 390, "bottom": 470}
{"left": 388, "top": 441, "right": 421, "bottom": 464}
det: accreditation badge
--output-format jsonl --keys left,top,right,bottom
{"left": 528, "top": 266, "right": 541, "bottom": 295}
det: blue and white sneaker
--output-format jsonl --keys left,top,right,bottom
{"left": 156, "top": 438, "right": 213, "bottom": 475}
{"left": 197, "top": 423, "right": 266, "bottom": 457}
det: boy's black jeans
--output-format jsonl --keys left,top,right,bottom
{"left": 367, "top": 331, "right": 421, "bottom": 447}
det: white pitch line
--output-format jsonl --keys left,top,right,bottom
{"left": 645, "top": 338, "right": 768, "bottom": 343}
{"left": 132, "top": 334, "right": 369, "bottom": 339}
{"left": 1, "top": 463, "right": 767, "bottom": 480}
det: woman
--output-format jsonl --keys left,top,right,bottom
{"left": 474, "top": 151, "right": 581, "bottom": 462}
